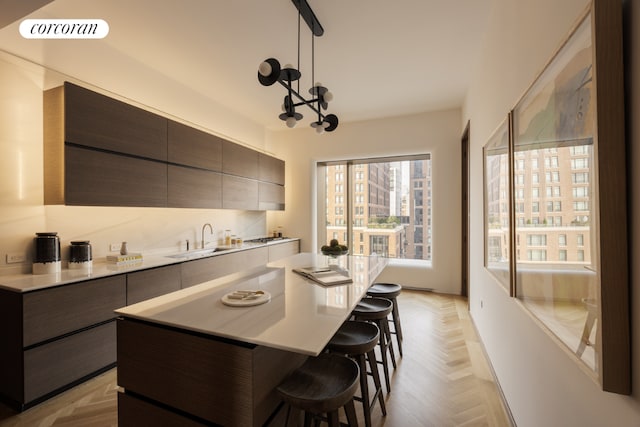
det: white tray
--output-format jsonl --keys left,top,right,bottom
{"left": 221, "top": 290, "right": 271, "bottom": 307}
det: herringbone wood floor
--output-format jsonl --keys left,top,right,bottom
{"left": 0, "top": 290, "right": 512, "bottom": 426}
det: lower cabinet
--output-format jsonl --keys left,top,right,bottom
{"left": 127, "top": 264, "right": 182, "bottom": 305}
{"left": 181, "top": 247, "right": 269, "bottom": 288}
{"left": 24, "top": 322, "right": 116, "bottom": 403}
{"left": 268, "top": 240, "right": 300, "bottom": 262}
{"left": 0, "top": 276, "right": 125, "bottom": 410}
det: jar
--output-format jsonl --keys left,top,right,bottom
{"left": 33, "top": 232, "right": 62, "bottom": 275}
{"left": 69, "top": 240, "right": 93, "bottom": 271}
{"left": 69, "top": 241, "right": 92, "bottom": 263}
{"left": 34, "top": 232, "right": 60, "bottom": 263}
{"left": 224, "top": 230, "right": 232, "bottom": 246}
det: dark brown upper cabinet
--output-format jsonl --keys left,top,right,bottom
{"left": 44, "top": 83, "right": 168, "bottom": 207}
{"left": 44, "top": 82, "right": 284, "bottom": 210}
{"left": 65, "top": 146, "right": 167, "bottom": 207}
{"left": 168, "top": 120, "right": 222, "bottom": 171}
{"left": 168, "top": 165, "right": 222, "bottom": 209}
{"left": 222, "top": 140, "right": 259, "bottom": 179}
{"left": 259, "top": 153, "right": 285, "bottom": 185}
{"left": 222, "top": 175, "right": 259, "bottom": 210}
{"left": 64, "top": 82, "right": 167, "bottom": 161}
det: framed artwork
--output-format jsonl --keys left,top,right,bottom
{"left": 481, "top": 0, "right": 629, "bottom": 394}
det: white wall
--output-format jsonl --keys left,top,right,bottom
{"left": 0, "top": 53, "right": 268, "bottom": 276}
{"left": 464, "top": 0, "right": 640, "bottom": 425}
{"left": 266, "top": 110, "right": 462, "bottom": 294}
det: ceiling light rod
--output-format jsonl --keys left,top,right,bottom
{"left": 257, "top": 0, "right": 338, "bottom": 133}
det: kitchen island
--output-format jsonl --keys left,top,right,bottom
{"left": 115, "top": 253, "right": 388, "bottom": 426}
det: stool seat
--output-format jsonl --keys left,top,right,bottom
{"left": 353, "top": 297, "right": 393, "bottom": 320}
{"left": 277, "top": 353, "right": 359, "bottom": 426}
{"left": 327, "top": 320, "right": 379, "bottom": 355}
{"left": 367, "top": 283, "right": 401, "bottom": 299}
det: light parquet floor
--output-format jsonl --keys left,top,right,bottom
{"left": 0, "top": 290, "right": 512, "bottom": 427}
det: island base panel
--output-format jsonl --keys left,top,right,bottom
{"left": 117, "top": 318, "right": 306, "bottom": 426}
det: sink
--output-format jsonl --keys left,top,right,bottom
{"left": 167, "top": 247, "right": 233, "bottom": 260}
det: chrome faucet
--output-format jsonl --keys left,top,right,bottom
{"left": 201, "top": 223, "right": 213, "bottom": 249}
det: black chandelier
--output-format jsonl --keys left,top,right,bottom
{"left": 257, "top": 0, "right": 338, "bottom": 133}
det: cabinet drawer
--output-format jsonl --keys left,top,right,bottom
{"left": 181, "top": 247, "right": 269, "bottom": 288}
{"left": 64, "top": 82, "right": 167, "bottom": 161}
{"left": 127, "top": 264, "right": 182, "bottom": 305}
{"left": 23, "top": 275, "right": 126, "bottom": 346}
{"left": 24, "top": 321, "right": 116, "bottom": 403}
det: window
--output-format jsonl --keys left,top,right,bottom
{"left": 572, "top": 172, "right": 589, "bottom": 183}
{"left": 319, "top": 155, "right": 431, "bottom": 261}
{"left": 527, "top": 234, "right": 547, "bottom": 246}
{"left": 527, "top": 249, "right": 547, "bottom": 261}
{"left": 559, "top": 250, "right": 567, "bottom": 261}
{"left": 573, "top": 187, "right": 589, "bottom": 197}
{"left": 577, "top": 234, "right": 584, "bottom": 246}
{"left": 571, "top": 158, "right": 589, "bottom": 169}
{"left": 573, "top": 201, "right": 589, "bottom": 211}
{"left": 559, "top": 234, "right": 567, "bottom": 246}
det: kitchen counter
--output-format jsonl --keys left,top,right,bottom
{"left": 115, "top": 252, "right": 388, "bottom": 426}
{"left": 0, "top": 238, "right": 299, "bottom": 293}
{"left": 115, "top": 252, "right": 388, "bottom": 356}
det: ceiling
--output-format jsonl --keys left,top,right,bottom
{"left": 0, "top": 0, "right": 491, "bottom": 130}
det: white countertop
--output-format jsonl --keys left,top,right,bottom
{"left": 0, "top": 238, "right": 299, "bottom": 293}
{"left": 115, "top": 253, "right": 388, "bottom": 356}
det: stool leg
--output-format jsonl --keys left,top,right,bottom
{"left": 382, "top": 317, "right": 397, "bottom": 370}
{"left": 355, "top": 354, "right": 372, "bottom": 427}
{"left": 375, "top": 319, "right": 392, "bottom": 394}
{"left": 344, "top": 399, "right": 359, "bottom": 427}
{"left": 303, "top": 411, "right": 313, "bottom": 427}
{"left": 367, "top": 349, "right": 386, "bottom": 416}
{"left": 327, "top": 410, "right": 340, "bottom": 427}
{"left": 391, "top": 298, "right": 403, "bottom": 357}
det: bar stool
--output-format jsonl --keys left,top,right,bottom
{"left": 352, "top": 297, "right": 396, "bottom": 394}
{"left": 326, "top": 321, "right": 386, "bottom": 427}
{"left": 367, "top": 283, "right": 404, "bottom": 357}
{"left": 276, "top": 353, "right": 360, "bottom": 427}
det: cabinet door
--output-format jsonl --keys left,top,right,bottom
{"left": 268, "top": 241, "right": 300, "bottom": 262}
{"left": 258, "top": 182, "right": 285, "bottom": 211}
{"left": 168, "top": 165, "right": 222, "bottom": 209}
{"left": 65, "top": 145, "right": 167, "bottom": 207}
{"left": 23, "top": 275, "right": 126, "bottom": 346}
{"left": 24, "top": 321, "right": 116, "bottom": 403}
{"left": 181, "top": 247, "right": 269, "bottom": 288}
{"left": 258, "top": 153, "right": 285, "bottom": 185}
{"left": 222, "top": 140, "right": 258, "bottom": 179}
{"left": 222, "top": 175, "right": 258, "bottom": 210}
{"left": 127, "top": 264, "right": 182, "bottom": 305}
{"left": 64, "top": 82, "right": 167, "bottom": 161}
{"left": 168, "top": 120, "right": 222, "bottom": 171}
